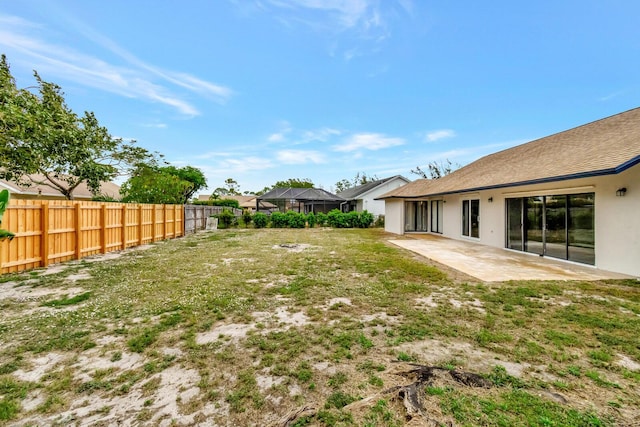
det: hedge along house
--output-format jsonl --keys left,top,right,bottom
{"left": 379, "top": 108, "right": 640, "bottom": 277}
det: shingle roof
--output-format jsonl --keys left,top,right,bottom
{"left": 337, "top": 176, "right": 409, "bottom": 200}
{"left": 0, "top": 175, "right": 120, "bottom": 200}
{"left": 257, "top": 187, "right": 344, "bottom": 202}
{"left": 196, "top": 194, "right": 277, "bottom": 208}
{"left": 380, "top": 107, "right": 640, "bottom": 199}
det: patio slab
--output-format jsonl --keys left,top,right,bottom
{"left": 389, "top": 234, "right": 634, "bottom": 282}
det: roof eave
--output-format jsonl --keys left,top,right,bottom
{"left": 380, "top": 159, "right": 640, "bottom": 199}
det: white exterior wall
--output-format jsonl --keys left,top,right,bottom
{"left": 359, "top": 178, "right": 410, "bottom": 217}
{"left": 385, "top": 164, "right": 640, "bottom": 276}
{"left": 384, "top": 199, "right": 405, "bottom": 235}
{"left": 593, "top": 166, "right": 640, "bottom": 276}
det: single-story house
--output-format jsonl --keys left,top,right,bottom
{"left": 197, "top": 194, "right": 276, "bottom": 213}
{"left": 257, "top": 188, "right": 344, "bottom": 214}
{"left": 378, "top": 107, "right": 640, "bottom": 277}
{"left": 337, "top": 175, "right": 411, "bottom": 217}
{"left": 0, "top": 175, "right": 120, "bottom": 200}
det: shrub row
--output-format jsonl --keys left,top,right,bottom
{"left": 249, "top": 209, "right": 374, "bottom": 229}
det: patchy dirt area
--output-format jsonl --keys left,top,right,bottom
{"left": 1, "top": 229, "right": 638, "bottom": 426}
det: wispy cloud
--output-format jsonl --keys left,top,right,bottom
{"left": 425, "top": 129, "right": 456, "bottom": 142}
{"left": 599, "top": 90, "right": 626, "bottom": 102}
{"left": 253, "top": 1, "right": 413, "bottom": 58}
{"left": 298, "top": 127, "right": 342, "bottom": 143}
{"left": 218, "top": 156, "right": 275, "bottom": 172}
{"left": 141, "top": 122, "right": 168, "bottom": 129}
{"left": 0, "top": 14, "right": 232, "bottom": 116}
{"left": 333, "top": 132, "right": 405, "bottom": 152}
{"left": 267, "top": 121, "right": 293, "bottom": 142}
{"left": 277, "top": 149, "right": 326, "bottom": 164}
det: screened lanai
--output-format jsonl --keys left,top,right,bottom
{"left": 256, "top": 188, "right": 345, "bottom": 214}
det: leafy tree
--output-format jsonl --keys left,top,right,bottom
{"left": 411, "top": 160, "right": 459, "bottom": 179}
{"left": 0, "top": 190, "right": 15, "bottom": 241}
{"left": 334, "top": 179, "right": 352, "bottom": 193}
{"left": 193, "top": 198, "right": 240, "bottom": 208}
{"left": 334, "top": 172, "right": 379, "bottom": 192}
{"left": 0, "top": 55, "right": 154, "bottom": 200}
{"left": 121, "top": 164, "right": 191, "bottom": 204}
{"left": 162, "top": 166, "right": 207, "bottom": 202}
{"left": 212, "top": 177, "right": 241, "bottom": 197}
{"left": 272, "top": 178, "right": 314, "bottom": 188}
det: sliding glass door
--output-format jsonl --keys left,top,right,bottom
{"left": 431, "top": 200, "right": 443, "bottom": 233}
{"left": 568, "top": 194, "right": 595, "bottom": 265}
{"left": 505, "top": 193, "right": 594, "bottom": 265}
{"left": 405, "top": 201, "right": 428, "bottom": 232}
{"left": 462, "top": 199, "right": 480, "bottom": 238}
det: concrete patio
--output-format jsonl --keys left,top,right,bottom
{"left": 389, "top": 234, "right": 634, "bottom": 282}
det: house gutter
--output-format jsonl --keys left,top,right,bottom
{"left": 375, "top": 159, "right": 640, "bottom": 200}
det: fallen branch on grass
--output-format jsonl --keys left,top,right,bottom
{"left": 271, "top": 363, "right": 491, "bottom": 427}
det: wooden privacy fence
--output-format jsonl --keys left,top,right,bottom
{"left": 0, "top": 200, "right": 184, "bottom": 275}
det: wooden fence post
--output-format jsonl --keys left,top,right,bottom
{"left": 176, "top": 205, "right": 182, "bottom": 237}
{"left": 101, "top": 204, "right": 107, "bottom": 254}
{"left": 41, "top": 203, "right": 49, "bottom": 268}
{"left": 151, "top": 205, "right": 157, "bottom": 242}
{"left": 163, "top": 205, "right": 167, "bottom": 240}
{"left": 138, "top": 204, "right": 143, "bottom": 245}
{"left": 122, "top": 204, "right": 127, "bottom": 250}
{"left": 75, "top": 203, "right": 82, "bottom": 260}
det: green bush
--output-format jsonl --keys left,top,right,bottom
{"left": 216, "top": 210, "right": 236, "bottom": 228}
{"left": 306, "top": 212, "right": 316, "bottom": 228}
{"left": 316, "top": 212, "right": 327, "bottom": 227}
{"left": 325, "top": 209, "right": 374, "bottom": 228}
{"left": 253, "top": 212, "right": 268, "bottom": 228}
{"left": 359, "top": 211, "right": 374, "bottom": 228}
{"left": 373, "top": 214, "right": 385, "bottom": 228}
{"left": 270, "top": 212, "right": 287, "bottom": 228}
{"left": 242, "top": 209, "right": 252, "bottom": 227}
{"left": 346, "top": 211, "right": 360, "bottom": 228}
{"left": 327, "top": 209, "right": 347, "bottom": 228}
{"left": 286, "top": 211, "right": 306, "bottom": 228}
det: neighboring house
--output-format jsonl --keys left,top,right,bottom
{"left": 378, "top": 107, "right": 640, "bottom": 277}
{"left": 257, "top": 188, "right": 344, "bottom": 214}
{"left": 337, "top": 175, "right": 411, "bottom": 217}
{"left": 196, "top": 195, "right": 276, "bottom": 213}
{"left": 0, "top": 175, "right": 120, "bottom": 200}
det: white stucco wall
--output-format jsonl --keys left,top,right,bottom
{"left": 384, "top": 164, "right": 640, "bottom": 277}
{"left": 593, "top": 166, "right": 640, "bottom": 276}
{"left": 360, "top": 178, "right": 410, "bottom": 217}
{"left": 384, "top": 199, "right": 404, "bottom": 235}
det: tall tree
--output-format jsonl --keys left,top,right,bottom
{"left": 212, "top": 177, "right": 241, "bottom": 197}
{"left": 120, "top": 164, "right": 206, "bottom": 204}
{"left": 411, "top": 160, "right": 459, "bottom": 179}
{"left": 334, "top": 172, "right": 379, "bottom": 192}
{"left": 162, "top": 165, "right": 207, "bottom": 202}
{"left": 272, "top": 178, "right": 314, "bottom": 188}
{"left": 0, "top": 55, "right": 153, "bottom": 199}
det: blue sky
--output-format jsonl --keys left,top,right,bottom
{"left": 2, "top": 1, "right": 639, "bottom": 195}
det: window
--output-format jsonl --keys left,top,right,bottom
{"left": 462, "top": 199, "right": 479, "bottom": 238}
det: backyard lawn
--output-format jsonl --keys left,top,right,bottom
{"left": 0, "top": 228, "right": 638, "bottom": 426}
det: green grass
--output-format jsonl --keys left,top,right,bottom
{"left": 41, "top": 291, "right": 92, "bottom": 307}
{"left": 0, "top": 228, "right": 637, "bottom": 425}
